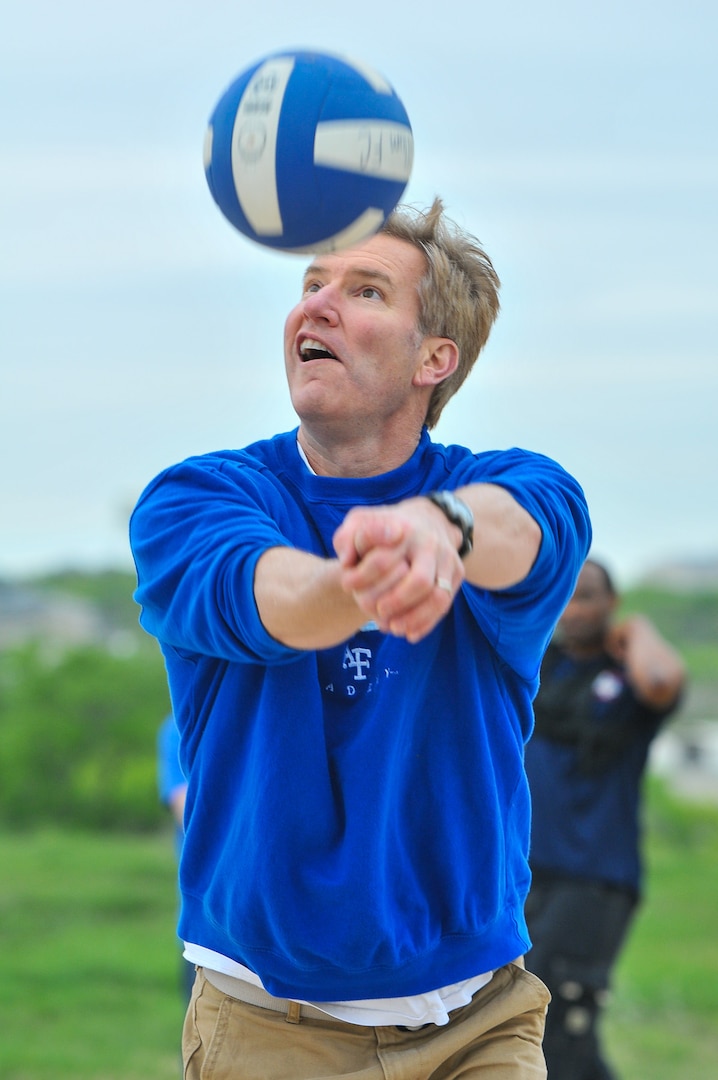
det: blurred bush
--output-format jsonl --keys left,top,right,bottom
{"left": 0, "top": 640, "right": 169, "bottom": 830}
{"left": 0, "top": 569, "right": 716, "bottom": 832}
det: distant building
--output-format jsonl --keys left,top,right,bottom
{"left": 650, "top": 720, "right": 718, "bottom": 803}
{"left": 640, "top": 556, "right": 718, "bottom": 590}
{"left": 0, "top": 581, "right": 105, "bottom": 650}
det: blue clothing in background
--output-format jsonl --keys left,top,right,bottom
{"left": 157, "top": 713, "right": 186, "bottom": 851}
{"left": 526, "top": 644, "right": 673, "bottom": 895}
{"left": 157, "top": 712, "right": 184, "bottom": 807}
{"left": 157, "top": 713, "right": 186, "bottom": 809}
{"left": 157, "top": 713, "right": 193, "bottom": 1003}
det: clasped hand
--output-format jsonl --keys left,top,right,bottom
{"left": 333, "top": 498, "right": 464, "bottom": 644}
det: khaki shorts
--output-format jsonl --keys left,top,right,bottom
{"left": 182, "top": 961, "right": 549, "bottom": 1079}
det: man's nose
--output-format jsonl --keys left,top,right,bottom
{"left": 302, "top": 286, "right": 340, "bottom": 325}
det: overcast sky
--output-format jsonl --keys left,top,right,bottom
{"left": 2, "top": 0, "right": 716, "bottom": 586}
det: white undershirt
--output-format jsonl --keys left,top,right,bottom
{"left": 184, "top": 943, "right": 494, "bottom": 1027}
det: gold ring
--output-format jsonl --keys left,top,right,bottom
{"left": 436, "top": 577, "right": 453, "bottom": 595}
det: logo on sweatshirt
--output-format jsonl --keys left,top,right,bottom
{"left": 317, "top": 628, "right": 399, "bottom": 700}
{"left": 343, "top": 645, "right": 372, "bottom": 681}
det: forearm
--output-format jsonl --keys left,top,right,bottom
{"left": 621, "top": 616, "right": 686, "bottom": 709}
{"left": 330, "top": 484, "right": 542, "bottom": 644}
{"left": 254, "top": 546, "right": 366, "bottom": 650}
{"left": 256, "top": 480, "right": 544, "bottom": 651}
{"left": 456, "top": 483, "right": 542, "bottom": 590}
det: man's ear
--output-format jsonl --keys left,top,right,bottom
{"left": 413, "top": 338, "right": 459, "bottom": 387}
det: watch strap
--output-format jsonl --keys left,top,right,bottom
{"left": 425, "top": 490, "right": 474, "bottom": 558}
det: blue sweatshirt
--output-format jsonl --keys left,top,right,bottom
{"left": 131, "top": 428, "right": 591, "bottom": 1001}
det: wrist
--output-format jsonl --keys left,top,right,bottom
{"left": 425, "top": 491, "right": 474, "bottom": 558}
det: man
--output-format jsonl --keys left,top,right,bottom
{"left": 131, "top": 198, "right": 591, "bottom": 1079}
{"left": 524, "top": 558, "right": 685, "bottom": 1080}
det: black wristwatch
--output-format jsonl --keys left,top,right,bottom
{"left": 425, "top": 490, "right": 474, "bottom": 558}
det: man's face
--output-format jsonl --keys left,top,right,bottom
{"left": 283, "top": 233, "right": 433, "bottom": 433}
{"left": 557, "top": 562, "right": 617, "bottom": 650}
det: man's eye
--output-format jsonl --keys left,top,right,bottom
{"left": 360, "top": 287, "right": 381, "bottom": 300}
{"left": 304, "top": 282, "right": 322, "bottom": 295}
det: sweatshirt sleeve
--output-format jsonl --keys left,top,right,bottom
{"left": 458, "top": 448, "right": 592, "bottom": 682}
{"left": 130, "top": 456, "right": 305, "bottom": 665}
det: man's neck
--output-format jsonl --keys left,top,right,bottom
{"left": 297, "top": 423, "right": 423, "bottom": 478}
{"left": 560, "top": 638, "right": 607, "bottom": 662}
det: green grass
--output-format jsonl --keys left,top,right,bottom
{"left": 1, "top": 829, "right": 184, "bottom": 1080}
{"left": 2, "top": 782, "right": 718, "bottom": 1079}
{"left": 604, "top": 780, "right": 718, "bottom": 1078}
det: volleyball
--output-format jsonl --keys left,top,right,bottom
{"left": 203, "top": 49, "right": 414, "bottom": 253}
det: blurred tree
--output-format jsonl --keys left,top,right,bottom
{"left": 0, "top": 642, "right": 169, "bottom": 829}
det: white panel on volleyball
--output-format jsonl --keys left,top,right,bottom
{"left": 287, "top": 208, "right": 386, "bottom": 254}
{"left": 313, "top": 121, "right": 413, "bottom": 182}
{"left": 340, "top": 57, "right": 393, "bottom": 94}
{"left": 231, "top": 57, "right": 295, "bottom": 236}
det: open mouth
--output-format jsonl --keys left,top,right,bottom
{"left": 299, "top": 338, "right": 337, "bottom": 362}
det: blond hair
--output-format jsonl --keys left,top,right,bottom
{"left": 381, "top": 198, "right": 500, "bottom": 428}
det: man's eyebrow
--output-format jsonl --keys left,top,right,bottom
{"left": 302, "top": 264, "right": 394, "bottom": 288}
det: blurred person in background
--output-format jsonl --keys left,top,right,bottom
{"left": 157, "top": 713, "right": 193, "bottom": 1003}
{"left": 524, "top": 557, "right": 686, "bottom": 1080}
